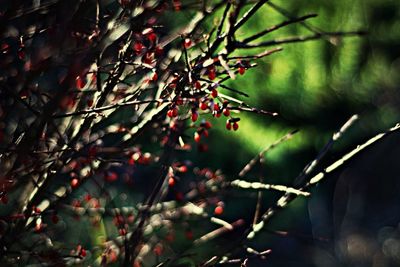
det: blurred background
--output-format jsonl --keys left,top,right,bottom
{"left": 195, "top": 0, "right": 400, "bottom": 266}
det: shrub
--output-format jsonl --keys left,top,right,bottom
{"left": 0, "top": 1, "right": 385, "bottom": 266}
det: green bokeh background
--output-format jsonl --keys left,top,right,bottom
{"left": 205, "top": 0, "right": 399, "bottom": 174}
{"left": 184, "top": 0, "right": 400, "bottom": 266}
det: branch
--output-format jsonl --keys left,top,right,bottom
{"left": 242, "top": 14, "right": 317, "bottom": 44}
{"left": 236, "top": 31, "right": 367, "bottom": 48}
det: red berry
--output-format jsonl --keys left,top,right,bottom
{"left": 86, "top": 98, "right": 94, "bottom": 107}
{"left": 172, "top": 108, "right": 178, "bottom": 117}
{"left": 34, "top": 206, "right": 41, "bottom": 214}
{"left": 80, "top": 248, "right": 87, "bottom": 257}
{"left": 208, "top": 70, "right": 216, "bottom": 80}
{"left": 133, "top": 42, "right": 144, "bottom": 53}
{"left": 194, "top": 81, "right": 202, "bottom": 89}
{"left": 199, "top": 102, "right": 208, "bottom": 110}
{"left": 167, "top": 109, "right": 174, "bottom": 118}
{"left": 168, "top": 177, "right": 175, "bottom": 186}
{"left": 223, "top": 108, "right": 230, "bottom": 117}
{"left": 176, "top": 97, "right": 184, "bottom": 105}
{"left": 194, "top": 132, "right": 201, "bottom": 143}
{"left": 34, "top": 222, "right": 43, "bottom": 233}
{"left": 183, "top": 38, "right": 192, "bottom": 48}
{"left": 75, "top": 76, "right": 85, "bottom": 89}
{"left": 119, "top": 228, "right": 127, "bottom": 236}
{"left": 153, "top": 244, "right": 163, "bottom": 256}
{"left": 179, "top": 165, "right": 188, "bottom": 173}
{"left": 191, "top": 111, "right": 198, "bottom": 122}
{"left": 147, "top": 32, "right": 157, "bottom": 43}
{"left": 211, "top": 89, "right": 218, "bottom": 98}
{"left": 173, "top": 0, "right": 182, "bottom": 11}
{"left": 105, "top": 172, "right": 118, "bottom": 182}
{"left": 203, "top": 121, "right": 212, "bottom": 129}
{"left": 214, "top": 206, "right": 224, "bottom": 215}
{"left": 226, "top": 121, "right": 232, "bottom": 130}
{"left": 18, "top": 50, "right": 25, "bottom": 60}
{"left": 155, "top": 46, "right": 163, "bottom": 56}
{"left": 71, "top": 178, "right": 79, "bottom": 188}
{"left": 84, "top": 194, "right": 92, "bottom": 202}
{"left": 232, "top": 121, "right": 239, "bottom": 131}
{"left": 151, "top": 72, "right": 158, "bottom": 81}
{"left": 238, "top": 66, "right": 245, "bottom": 75}
{"left": 143, "top": 52, "right": 154, "bottom": 64}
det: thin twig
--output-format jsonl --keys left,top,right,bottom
{"left": 238, "top": 130, "right": 298, "bottom": 177}
{"left": 237, "top": 31, "right": 367, "bottom": 48}
{"left": 242, "top": 14, "right": 318, "bottom": 43}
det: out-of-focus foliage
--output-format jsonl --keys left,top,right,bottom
{"left": 201, "top": 1, "right": 400, "bottom": 266}
{"left": 208, "top": 0, "right": 400, "bottom": 171}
